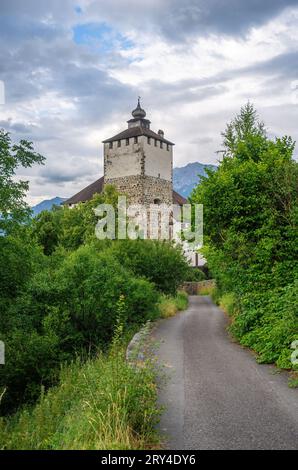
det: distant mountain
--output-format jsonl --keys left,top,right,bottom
{"left": 31, "top": 162, "right": 215, "bottom": 214}
{"left": 31, "top": 197, "right": 66, "bottom": 216}
{"left": 173, "top": 162, "right": 217, "bottom": 198}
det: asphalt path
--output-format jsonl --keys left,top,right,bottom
{"left": 151, "top": 295, "right": 298, "bottom": 449}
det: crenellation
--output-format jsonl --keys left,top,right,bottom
{"left": 103, "top": 102, "right": 174, "bottom": 206}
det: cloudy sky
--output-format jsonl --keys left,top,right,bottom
{"left": 1, "top": 0, "right": 298, "bottom": 204}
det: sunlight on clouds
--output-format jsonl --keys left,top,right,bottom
{"left": 111, "top": 7, "right": 298, "bottom": 87}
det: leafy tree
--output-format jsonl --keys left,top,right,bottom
{"left": 191, "top": 103, "right": 298, "bottom": 367}
{"left": 222, "top": 102, "right": 266, "bottom": 157}
{"left": 0, "top": 129, "right": 45, "bottom": 230}
{"left": 32, "top": 185, "right": 120, "bottom": 254}
{"left": 110, "top": 239, "right": 189, "bottom": 295}
{"left": 0, "top": 243, "right": 159, "bottom": 413}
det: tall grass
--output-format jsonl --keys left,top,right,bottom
{"left": 219, "top": 292, "right": 238, "bottom": 316}
{"left": 158, "top": 291, "right": 188, "bottom": 318}
{"left": 0, "top": 348, "right": 160, "bottom": 450}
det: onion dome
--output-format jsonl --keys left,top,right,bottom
{"left": 131, "top": 97, "right": 146, "bottom": 119}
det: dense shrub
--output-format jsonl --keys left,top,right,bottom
{"left": 44, "top": 245, "right": 159, "bottom": 349}
{"left": 191, "top": 104, "right": 298, "bottom": 369}
{"left": 32, "top": 186, "right": 119, "bottom": 254}
{"left": 158, "top": 291, "right": 188, "bottom": 318}
{"left": 110, "top": 239, "right": 189, "bottom": 295}
{"left": 231, "top": 282, "right": 298, "bottom": 368}
{"left": 184, "top": 267, "right": 206, "bottom": 282}
{"left": 0, "top": 244, "right": 159, "bottom": 413}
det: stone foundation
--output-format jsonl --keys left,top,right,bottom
{"left": 104, "top": 175, "right": 173, "bottom": 206}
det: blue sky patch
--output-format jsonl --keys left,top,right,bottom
{"left": 73, "top": 22, "right": 134, "bottom": 54}
{"left": 75, "top": 6, "right": 83, "bottom": 15}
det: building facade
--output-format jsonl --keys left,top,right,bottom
{"left": 65, "top": 100, "right": 186, "bottom": 208}
{"left": 103, "top": 99, "right": 174, "bottom": 206}
{"left": 64, "top": 100, "right": 205, "bottom": 266}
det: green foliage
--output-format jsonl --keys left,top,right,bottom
{"left": 110, "top": 239, "right": 189, "bottom": 295}
{"left": 191, "top": 103, "right": 298, "bottom": 370}
{"left": 230, "top": 282, "right": 298, "bottom": 368}
{"left": 184, "top": 267, "right": 206, "bottom": 282}
{"left": 158, "top": 291, "right": 188, "bottom": 318}
{"left": 0, "top": 129, "right": 45, "bottom": 230}
{"left": 0, "top": 348, "right": 160, "bottom": 450}
{"left": 44, "top": 245, "right": 159, "bottom": 349}
{"left": 32, "top": 185, "right": 120, "bottom": 254}
{"left": 219, "top": 292, "right": 237, "bottom": 316}
{"left": 0, "top": 244, "right": 159, "bottom": 413}
{"left": 175, "top": 290, "right": 189, "bottom": 311}
{"left": 0, "top": 133, "right": 175, "bottom": 444}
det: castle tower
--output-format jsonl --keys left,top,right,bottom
{"left": 103, "top": 99, "right": 174, "bottom": 205}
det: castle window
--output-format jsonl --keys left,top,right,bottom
{"left": 134, "top": 136, "right": 138, "bottom": 144}
{"left": 109, "top": 142, "right": 113, "bottom": 149}
{"left": 154, "top": 198, "right": 161, "bottom": 205}
{"left": 126, "top": 138, "right": 129, "bottom": 146}
{"left": 160, "top": 141, "right": 163, "bottom": 149}
{"left": 117, "top": 140, "right": 121, "bottom": 147}
{"left": 167, "top": 144, "right": 170, "bottom": 151}
{"left": 147, "top": 137, "right": 151, "bottom": 145}
{"left": 154, "top": 139, "right": 157, "bottom": 147}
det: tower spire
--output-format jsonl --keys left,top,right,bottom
{"left": 132, "top": 97, "right": 146, "bottom": 118}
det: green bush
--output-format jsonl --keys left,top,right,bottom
{"left": 110, "top": 239, "right": 189, "bottom": 295}
{"left": 158, "top": 291, "right": 188, "bottom": 318}
{"left": 219, "top": 292, "right": 238, "bottom": 316}
{"left": 0, "top": 244, "right": 159, "bottom": 414}
{"left": 184, "top": 267, "right": 206, "bottom": 282}
{"left": 0, "top": 329, "right": 61, "bottom": 412}
{"left": 0, "top": 234, "right": 45, "bottom": 332}
{"left": 232, "top": 282, "right": 298, "bottom": 368}
{"left": 46, "top": 245, "right": 159, "bottom": 348}
{"left": 191, "top": 103, "right": 298, "bottom": 371}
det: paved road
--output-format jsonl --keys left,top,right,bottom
{"left": 151, "top": 296, "right": 298, "bottom": 450}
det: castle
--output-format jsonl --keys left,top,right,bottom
{"left": 64, "top": 99, "right": 187, "bottom": 208}
{"left": 64, "top": 100, "right": 203, "bottom": 266}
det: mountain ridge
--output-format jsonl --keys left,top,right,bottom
{"left": 31, "top": 162, "right": 217, "bottom": 213}
{"left": 173, "top": 161, "right": 217, "bottom": 197}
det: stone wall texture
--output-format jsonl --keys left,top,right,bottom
{"left": 104, "top": 174, "right": 173, "bottom": 205}
{"left": 103, "top": 134, "right": 173, "bottom": 206}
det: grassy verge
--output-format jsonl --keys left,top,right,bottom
{"left": 212, "top": 285, "right": 298, "bottom": 379}
{"left": 289, "top": 372, "right": 298, "bottom": 388}
{"left": 0, "top": 291, "right": 190, "bottom": 449}
{"left": 0, "top": 347, "right": 160, "bottom": 450}
{"left": 218, "top": 292, "right": 238, "bottom": 316}
{"left": 158, "top": 291, "right": 188, "bottom": 319}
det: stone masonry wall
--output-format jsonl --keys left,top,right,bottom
{"left": 104, "top": 174, "right": 173, "bottom": 206}
{"left": 103, "top": 134, "right": 173, "bottom": 206}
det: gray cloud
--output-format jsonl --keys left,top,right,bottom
{"left": 84, "top": 0, "right": 298, "bottom": 41}
{"left": 38, "top": 160, "right": 98, "bottom": 184}
{"left": 0, "top": 0, "right": 297, "bottom": 202}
